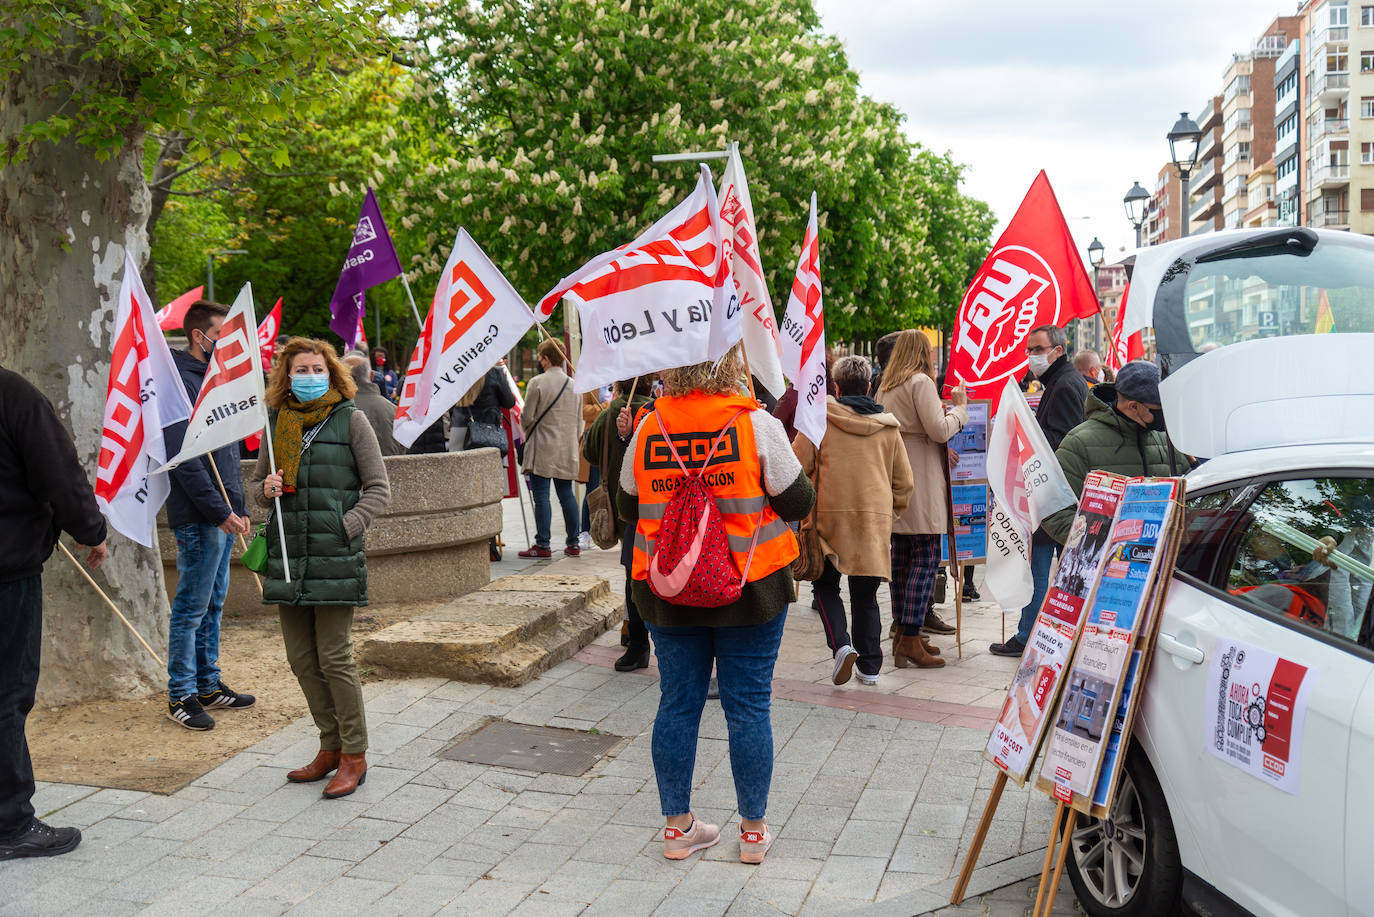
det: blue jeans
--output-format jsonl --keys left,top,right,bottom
{"left": 1015, "top": 533, "right": 1059, "bottom": 644}
{"left": 580, "top": 466, "right": 600, "bottom": 535}
{"left": 168, "top": 523, "right": 232, "bottom": 699}
{"left": 646, "top": 608, "right": 786, "bottom": 821}
{"left": 529, "top": 475, "right": 579, "bottom": 549}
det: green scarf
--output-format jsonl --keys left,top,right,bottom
{"left": 273, "top": 389, "right": 343, "bottom": 491}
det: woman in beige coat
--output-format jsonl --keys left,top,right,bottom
{"left": 793, "top": 356, "right": 913, "bottom": 686}
{"left": 519, "top": 339, "right": 582, "bottom": 557}
{"left": 877, "top": 330, "right": 967, "bottom": 668}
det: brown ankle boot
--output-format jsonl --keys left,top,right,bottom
{"left": 893, "top": 632, "right": 945, "bottom": 668}
{"left": 286, "top": 748, "right": 340, "bottom": 783}
{"left": 922, "top": 636, "right": 942, "bottom": 657}
{"left": 323, "top": 753, "right": 368, "bottom": 798}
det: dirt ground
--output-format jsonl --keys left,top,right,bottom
{"left": 27, "top": 604, "right": 430, "bottom": 795}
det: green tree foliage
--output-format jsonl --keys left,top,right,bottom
{"left": 390, "top": 0, "right": 994, "bottom": 342}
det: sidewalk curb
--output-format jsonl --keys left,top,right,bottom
{"left": 841, "top": 850, "right": 1050, "bottom": 916}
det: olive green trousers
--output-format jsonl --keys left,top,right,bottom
{"left": 278, "top": 605, "right": 368, "bottom": 754}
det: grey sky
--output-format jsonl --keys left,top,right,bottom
{"left": 813, "top": 0, "right": 1295, "bottom": 269}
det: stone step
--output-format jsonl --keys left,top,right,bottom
{"left": 358, "top": 573, "right": 624, "bottom": 687}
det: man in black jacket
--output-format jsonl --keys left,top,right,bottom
{"left": 990, "top": 324, "right": 1088, "bottom": 657}
{"left": 0, "top": 367, "right": 107, "bottom": 860}
{"left": 163, "top": 302, "right": 254, "bottom": 730}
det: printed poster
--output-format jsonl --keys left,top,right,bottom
{"left": 1205, "top": 639, "right": 1314, "bottom": 795}
{"left": 948, "top": 400, "right": 989, "bottom": 482}
{"left": 942, "top": 483, "right": 988, "bottom": 564}
{"left": 1037, "top": 479, "right": 1180, "bottom": 808}
{"left": 1092, "top": 651, "right": 1141, "bottom": 810}
{"left": 984, "top": 472, "right": 1129, "bottom": 782}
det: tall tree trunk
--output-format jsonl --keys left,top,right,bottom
{"left": 0, "top": 53, "right": 170, "bottom": 703}
{"left": 144, "top": 131, "right": 189, "bottom": 306}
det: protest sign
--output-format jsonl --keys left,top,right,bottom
{"left": 949, "top": 401, "right": 989, "bottom": 482}
{"left": 1036, "top": 478, "right": 1183, "bottom": 812}
{"left": 1204, "top": 639, "right": 1315, "bottom": 796}
{"left": 156, "top": 284, "right": 267, "bottom": 472}
{"left": 95, "top": 254, "right": 194, "bottom": 546}
{"left": 942, "top": 483, "right": 989, "bottom": 565}
{"left": 537, "top": 165, "right": 739, "bottom": 394}
{"left": 394, "top": 228, "right": 536, "bottom": 448}
{"left": 985, "top": 472, "right": 1129, "bottom": 783}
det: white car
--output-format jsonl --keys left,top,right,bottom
{"left": 1061, "top": 228, "right": 1374, "bottom": 917}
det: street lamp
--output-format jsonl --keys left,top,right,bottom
{"left": 1123, "top": 182, "right": 1150, "bottom": 247}
{"left": 205, "top": 249, "right": 248, "bottom": 302}
{"left": 1167, "top": 112, "right": 1203, "bottom": 238}
{"left": 1087, "top": 238, "right": 1105, "bottom": 351}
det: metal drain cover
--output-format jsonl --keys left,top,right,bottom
{"left": 439, "top": 721, "right": 622, "bottom": 776}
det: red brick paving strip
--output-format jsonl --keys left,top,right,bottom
{"left": 574, "top": 644, "right": 998, "bottom": 726}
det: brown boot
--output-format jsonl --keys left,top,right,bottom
{"left": 323, "top": 753, "right": 367, "bottom": 798}
{"left": 286, "top": 748, "right": 340, "bottom": 783}
{"left": 922, "top": 637, "right": 942, "bottom": 656}
{"left": 893, "top": 631, "right": 945, "bottom": 668}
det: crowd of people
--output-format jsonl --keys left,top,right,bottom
{"left": 1, "top": 299, "right": 1179, "bottom": 869}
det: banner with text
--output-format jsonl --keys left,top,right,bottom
{"left": 537, "top": 165, "right": 739, "bottom": 394}
{"left": 156, "top": 283, "right": 267, "bottom": 472}
{"left": 1204, "top": 639, "right": 1314, "bottom": 796}
{"left": 95, "top": 253, "right": 194, "bottom": 546}
{"left": 394, "top": 228, "right": 536, "bottom": 448}
{"left": 719, "top": 147, "right": 786, "bottom": 400}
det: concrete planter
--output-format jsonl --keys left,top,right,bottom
{"left": 157, "top": 449, "right": 505, "bottom": 614}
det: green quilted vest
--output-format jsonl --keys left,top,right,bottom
{"left": 262, "top": 403, "right": 368, "bottom": 606}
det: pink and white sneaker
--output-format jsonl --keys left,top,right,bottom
{"left": 662, "top": 818, "right": 720, "bottom": 860}
{"left": 739, "top": 824, "right": 773, "bottom": 864}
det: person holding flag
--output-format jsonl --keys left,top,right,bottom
{"left": 163, "top": 301, "right": 256, "bottom": 731}
{"left": 877, "top": 330, "right": 968, "bottom": 666}
{"left": 249, "top": 338, "right": 391, "bottom": 799}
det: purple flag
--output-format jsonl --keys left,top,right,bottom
{"left": 328, "top": 187, "right": 404, "bottom": 347}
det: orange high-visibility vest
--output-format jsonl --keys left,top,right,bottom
{"left": 630, "top": 392, "right": 798, "bottom": 585}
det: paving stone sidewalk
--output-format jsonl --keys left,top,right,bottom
{"left": 1, "top": 498, "right": 1085, "bottom": 916}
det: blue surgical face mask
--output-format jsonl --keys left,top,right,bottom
{"left": 291, "top": 374, "right": 330, "bottom": 402}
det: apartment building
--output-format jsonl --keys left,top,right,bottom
{"left": 1190, "top": 95, "right": 1225, "bottom": 233}
{"left": 1303, "top": 0, "right": 1351, "bottom": 228}
{"left": 1275, "top": 38, "right": 1303, "bottom": 224}
{"left": 1219, "top": 19, "right": 1301, "bottom": 230}
{"left": 1145, "top": 163, "right": 1182, "bottom": 245}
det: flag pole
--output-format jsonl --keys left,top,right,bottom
{"left": 260, "top": 426, "right": 292, "bottom": 583}
{"left": 535, "top": 322, "right": 576, "bottom": 377}
{"left": 398, "top": 272, "right": 424, "bottom": 329}
{"left": 207, "top": 456, "right": 263, "bottom": 596}
{"left": 58, "top": 542, "right": 165, "bottom": 667}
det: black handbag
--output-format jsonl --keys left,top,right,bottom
{"left": 464, "top": 420, "right": 507, "bottom": 455}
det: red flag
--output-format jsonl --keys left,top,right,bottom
{"left": 948, "top": 171, "right": 1098, "bottom": 407}
{"left": 257, "top": 298, "right": 282, "bottom": 368}
{"left": 1106, "top": 282, "right": 1144, "bottom": 372}
{"left": 357, "top": 316, "right": 370, "bottom": 354}
{"left": 155, "top": 285, "right": 205, "bottom": 331}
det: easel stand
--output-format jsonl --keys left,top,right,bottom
{"left": 1031, "top": 802, "right": 1075, "bottom": 917}
{"left": 950, "top": 770, "right": 1007, "bottom": 903}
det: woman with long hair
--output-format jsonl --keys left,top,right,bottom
{"left": 617, "top": 346, "right": 814, "bottom": 866}
{"left": 877, "top": 330, "right": 967, "bottom": 669}
{"left": 249, "top": 338, "right": 391, "bottom": 798}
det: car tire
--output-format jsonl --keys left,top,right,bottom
{"left": 1064, "top": 745, "right": 1184, "bottom": 917}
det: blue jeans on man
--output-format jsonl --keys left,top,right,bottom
{"left": 167, "top": 523, "right": 232, "bottom": 700}
{"left": 1015, "top": 530, "right": 1059, "bottom": 645}
{"left": 529, "top": 475, "right": 579, "bottom": 550}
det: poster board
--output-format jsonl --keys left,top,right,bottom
{"left": 1035, "top": 478, "right": 1185, "bottom": 814}
{"left": 984, "top": 472, "right": 1130, "bottom": 784}
{"left": 942, "top": 399, "right": 991, "bottom": 565}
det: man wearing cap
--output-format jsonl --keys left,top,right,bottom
{"left": 991, "top": 361, "right": 1188, "bottom": 657}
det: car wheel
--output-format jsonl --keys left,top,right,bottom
{"left": 1064, "top": 747, "right": 1184, "bottom": 917}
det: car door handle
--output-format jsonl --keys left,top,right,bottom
{"left": 1158, "top": 632, "right": 1205, "bottom": 665}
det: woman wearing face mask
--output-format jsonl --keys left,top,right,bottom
{"left": 249, "top": 338, "right": 391, "bottom": 799}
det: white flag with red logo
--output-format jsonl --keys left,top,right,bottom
{"left": 394, "top": 228, "right": 536, "bottom": 448}
{"left": 95, "top": 254, "right": 194, "bottom": 546}
{"left": 718, "top": 148, "right": 785, "bottom": 400}
{"left": 985, "top": 379, "right": 1077, "bottom": 609}
{"left": 155, "top": 283, "right": 268, "bottom": 472}
{"left": 537, "top": 165, "right": 739, "bottom": 394}
{"left": 780, "top": 193, "right": 826, "bottom": 449}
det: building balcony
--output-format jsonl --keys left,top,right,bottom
{"left": 1311, "top": 163, "right": 1351, "bottom": 187}
{"left": 1313, "top": 118, "right": 1350, "bottom": 142}
{"left": 1196, "top": 99, "right": 1220, "bottom": 131}
{"left": 1315, "top": 71, "right": 1350, "bottom": 101}
{"left": 1191, "top": 190, "right": 1222, "bottom": 222}
{"left": 1191, "top": 158, "right": 1218, "bottom": 189}
{"left": 1314, "top": 25, "right": 1350, "bottom": 45}
{"left": 1313, "top": 209, "right": 1350, "bottom": 227}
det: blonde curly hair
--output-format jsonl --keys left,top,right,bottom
{"left": 660, "top": 344, "right": 748, "bottom": 397}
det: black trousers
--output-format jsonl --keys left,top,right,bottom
{"left": 0, "top": 575, "right": 42, "bottom": 840}
{"left": 620, "top": 524, "right": 648, "bottom": 644}
{"left": 813, "top": 559, "right": 882, "bottom": 676}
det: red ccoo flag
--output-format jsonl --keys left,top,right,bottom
{"left": 1106, "top": 283, "right": 1143, "bottom": 372}
{"left": 947, "top": 171, "right": 1099, "bottom": 407}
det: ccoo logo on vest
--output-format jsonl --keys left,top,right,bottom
{"left": 955, "top": 245, "right": 1061, "bottom": 388}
